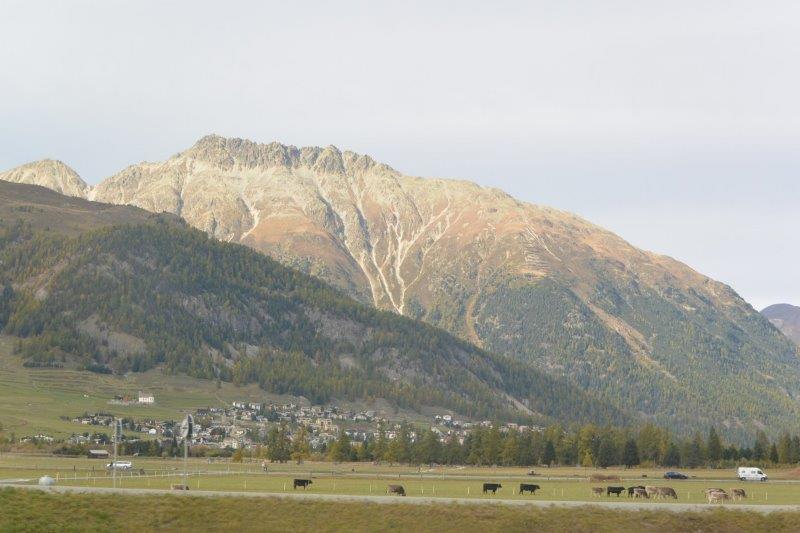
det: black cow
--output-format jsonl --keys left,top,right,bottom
{"left": 627, "top": 485, "right": 646, "bottom": 497}
{"left": 607, "top": 486, "right": 625, "bottom": 497}
{"left": 387, "top": 484, "right": 406, "bottom": 496}
{"left": 483, "top": 483, "right": 502, "bottom": 494}
{"left": 293, "top": 479, "right": 312, "bottom": 490}
{"left": 519, "top": 483, "right": 540, "bottom": 495}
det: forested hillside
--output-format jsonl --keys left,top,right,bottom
{"left": 0, "top": 189, "right": 623, "bottom": 426}
{"left": 4, "top": 136, "right": 797, "bottom": 440}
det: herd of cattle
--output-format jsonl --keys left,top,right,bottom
{"left": 294, "top": 479, "right": 745, "bottom": 503}
{"left": 593, "top": 485, "right": 747, "bottom": 502}
{"left": 293, "top": 479, "right": 747, "bottom": 503}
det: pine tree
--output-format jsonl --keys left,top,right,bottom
{"left": 373, "top": 423, "right": 388, "bottom": 462}
{"left": 482, "top": 425, "right": 502, "bottom": 466}
{"left": 682, "top": 432, "right": 706, "bottom": 468}
{"left": 622, "top": 438, "right": 640, "bottom": 468}
{"left": 777, "top": 433, "right": 792, "bottom": 464}
{"left": 500, "top": 429, "right": 520, "bottom": 466}
{"left": 663, "top": 442, "right": 681, "bottom": 467}
{"left": 596, "top": 434, "right": 617, "bottom": 468}
{"left": 329, "top": 431, "right": 353, "bottom": 462}
{"left": 387, "top": 422, "right": 412, "bottom": 464}
{"left": 753, "top": 431, "right": 769, "bottom": 462}
{"left": 706, "top": 427, "right": 722, "bottom": 466}
{"left": 542, "top": 439, "right": 556, "bottom": 466}
{"left": 291, "top": 426, "right": 310, "bottom": 462}
{"left": 357, "top": 437, "right": 373, "bottom": 462}
{"left": 416, "top": 429, "right": 442, "bottom": 465}
{"left": 791, "top": 436, "right": 800, "bottom": 464}
{"left": 769, "top": 443, "right": 779, "bottom": 464}
{"left": 442, "top": 435, "right": 465, "bottom": 465}
{"left": 266, "top": 423, "right": 291, "bottom": 463}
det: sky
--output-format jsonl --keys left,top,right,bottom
{"left": 0, "top": 1, "right": 797, "bottom": 310}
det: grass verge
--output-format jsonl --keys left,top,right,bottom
{"left": 2, "top": 488, "right": 800, "bottom": 532}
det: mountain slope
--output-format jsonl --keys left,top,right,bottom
{"left": 0, "top": 159, "right": 88, "bottom": 198}
{"left": 0, "top": 180, "right": 160, "bottom": 235}
{"left": 3, "top": 136, "right": 798, "bottom": 438}
{"left": 763, "top": 304, "right": 800, "bottom": 345}
{"left": 0, "top": 184, "right": 621, "bottom": 426}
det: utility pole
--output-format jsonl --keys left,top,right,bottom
{"left": 180, "top": 414, "right": 194, "bottom": 489}
{"left": 112, "top": 419, "right": 121, "bottom": 489}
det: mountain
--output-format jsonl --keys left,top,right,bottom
{"left": 762, "top": 304, "right": 800, "bottom": 345}
{"left": 3, "top": 135, "right": 799, "bottom": 438}
{"left": 0, "top": 181, "right": 621, "bottom": 426}
{"left": 0, "top": 159, "right": 88, "bottom": 198}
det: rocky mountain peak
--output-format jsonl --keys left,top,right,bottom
{"left": 0, "top": 159, "right": 88, "bottom": 198}
{"left": 762, "top": 303, "right": 800, "bottom": 345}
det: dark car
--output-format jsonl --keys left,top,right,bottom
{"left": 663, "top": 471, "right": 689, "bottom": 480}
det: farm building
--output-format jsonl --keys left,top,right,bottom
{"left": 138, "top": 392, "right": 155, "bottom": 404}
{"left": 87, "top": 449, "right": 109, "bottom": 459}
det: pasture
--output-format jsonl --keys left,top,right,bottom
{"left": 0, "top": 335, "right": 425, "bottom": 438}
{"left": 4, "top": 487, "right": 800, "bottom": 533}
{"left": 1, "top": 455, "right": 799, "bottom": 506}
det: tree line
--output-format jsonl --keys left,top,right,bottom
{"left": 274, "top": 422, "right": 800, "bottom": 468}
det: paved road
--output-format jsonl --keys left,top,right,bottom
{"left": 5, "top": 484, "right": 800, "bottom": 514}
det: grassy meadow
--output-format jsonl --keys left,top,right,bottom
{"left": 1, "top": 455, "right": 799, "bottom": 506}
{"left": 0, "top": 335, "right": 425, "bottom": 439}
{"left": 3, "top": 487, "right": 800, "bottom": 532}
{"left": 0, "top": 336, "right": 276, "bottom": 438}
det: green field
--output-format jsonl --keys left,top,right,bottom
{"left": 0, "top": 335, "right": 291, "bottom": 438}
{"left": 3, "top": 487, "right": 800, "bottom": 533}
{"left": 0, "top": 335, "right": 427, "bottom": 439}
{"left": 2, "top": 455, "right": 799, "bottom": 506}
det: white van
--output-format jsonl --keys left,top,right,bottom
{"left": 737, "top": 467, "right": 767, "bottom": 481}
{"left": 106, "top": 461, "right": 133, "bottom": 470}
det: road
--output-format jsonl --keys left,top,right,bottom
{"left": 5, "top": 484, "right": 800, "bottom": 514}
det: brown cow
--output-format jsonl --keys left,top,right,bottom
{"left": 387, "top": 484, "right": 406, "bottom": 496}
{"left": 632, "top": 487, "right": 649, "bottom": 499}
{"left": 656, "top": 487, "right": 677, "bottom": 499}
{"left": 591, "top": 487, "right": 604, "bottom": 497}
{"left": 707, "top": 490, "right": 730, "bottom": 504}
{"left": 627, "top": 485, "right": 645, "bottom": 497}
{"left": 645, "top": 486, "right": 659, "bottom": 498}
{"left": 730, "top": 488, "right": 746, "bottom": 501}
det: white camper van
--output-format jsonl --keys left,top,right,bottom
{"left": 737, "top": 467, "right": 767, "bottom": 481}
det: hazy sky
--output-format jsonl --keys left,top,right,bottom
{"left": 1, "top": 1, "right": 797, "bottom": 309}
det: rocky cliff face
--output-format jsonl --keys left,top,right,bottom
{"left": 4, "top": 135, "right": 799, "bottom": 437}
{"left": 763, "top": 304, "right": 800, "bottom": 345}
{"left": 0, "top": 159, "right": 88, "bottom": 198}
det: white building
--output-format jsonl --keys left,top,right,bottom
{"left": 138, "top": 392, "right": 155, "bottom": 404}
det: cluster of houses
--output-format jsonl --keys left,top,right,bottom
{"left": 52, "top": 401, "right": 545, "bottom": 453}
{"left": 20, "top": 434, "right": 55, "bottom": 444}
{"left": 434, "top": 414, "right": 541, "bottom": 434}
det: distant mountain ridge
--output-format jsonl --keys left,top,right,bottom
{"left": 3, "top": 135, "right": 799, "bottom": 439}
{"left": 762, "top": 304, "right": 800, "bottom": 345}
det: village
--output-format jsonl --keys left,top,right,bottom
{"left": 20, "top": 397, "right": 542, "bottom": 453}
